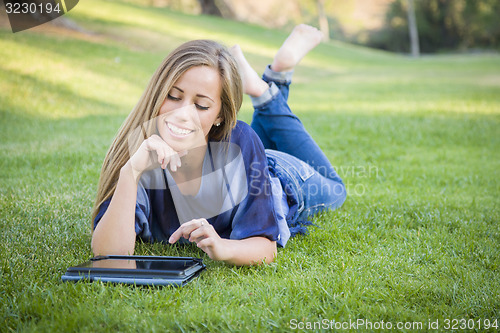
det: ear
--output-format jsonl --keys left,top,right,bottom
{"left": 214, "top": 116, "right": 223, "bottom": 127}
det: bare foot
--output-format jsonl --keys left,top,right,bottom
{"left": 271, "top": 24, "right": 323, "bottom": 72}
{"left": 229, "top": 45, "right": 269, "bottom": 97}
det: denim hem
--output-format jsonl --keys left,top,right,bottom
{"left": 263, "top": 65, "right": 293, "bottom": 84}
{"left": 250, "top": 82, "right": 280, "bottom": 108}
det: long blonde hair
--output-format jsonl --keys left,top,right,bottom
{"left": 91, "top": 40, "right": 243, "bottom": 223}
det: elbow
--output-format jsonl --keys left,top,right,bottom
{"left": 263, "top": 254, "right": 276, "bottom": 264}
{"left": 266, "top": 241, "right": 277, "bottom": 264}
{"left": 224, "top": 238, "right": 277, "bottom": 266}
{"left": 258, "top": 240, "right": 277, "bottom": 265}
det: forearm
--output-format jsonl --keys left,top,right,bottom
{"left": 91, "top": 162, "right": 139, "bottom": 256}
{"left": 222, "top": 237, "right": 277, "bottom": 266}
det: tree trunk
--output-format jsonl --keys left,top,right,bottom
{"left": 407, "top": 0, "right": 420, "bottom": 57}
{"left": 198, "top": 0, "right": 222, "bottom": 16}
{"left": 317, "top": 0, "right": 329, "bottom": 41}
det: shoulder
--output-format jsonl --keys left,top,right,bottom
{"left": 209, "top": 121, "right": 265, "bottom": 161}
{"left": 229, "top": 120, "right": 261, "bottom": 145}
{"left": 230, "top": 121, "right": 267, "bottom": 164}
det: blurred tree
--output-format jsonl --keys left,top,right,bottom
{"left": 197, "top": 0, "right": 235, "bottom": 18}
{"left": 293, "top": 0, "right": 331, "bottom": 40}
{"left": 317, "top": 0, "right": 330, "bottom": 41}
{"left": 406, "top": 0, "right": 420, "bottom": 57}
{"left": 368, "top": 0, "right": 500, "bottom": 53}
{"left": 198, "top": 0, "right": 222, "bottom": 16}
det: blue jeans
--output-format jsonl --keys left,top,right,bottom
{"left": 251, "top": 66, "right": 346, "bottom": 233}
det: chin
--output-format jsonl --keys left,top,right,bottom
{"left": 160, "top": 132, "right": 206, "bottom": 153}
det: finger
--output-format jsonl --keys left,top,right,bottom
{"left": 168, "top": 219, "right": 203, "bottom": 244}
{"left": 144, "top": 137, "right": 165, "bottom": 167}
{"left": 154, "top": 137, "right": 174, "bottom": 170}
{"left": 175, "top": 152, "right": 182, "bottom": 168}
{"left": 156, "top": 150, "right": 166, "bottom": 168}
{"left": 196, "top": 237, "right": 215, "bottom": 255}
{"left": 168, "top": 228, "right": 181, "bottom": 244}
{"left": 149, "top": 135, "right": 185, "bottom": 171}
{"left": 189, "top": 226, "right": 208, "bottom": 243}
{"left": 196, "top": 237, "right": 214, "bottom": 248}
{"left": 151, "top": 137, "right": 166, "bottom": 166}
{"left": 169, "top": 151, "right": 179, "bottom": 172}
{"left": 169, "top": 225, "right": 189, "bottom": 244}
{"left": 170, "top": 160, "right": 177, "bottom": 172}
{"left": 162, "top": 147, "right": 174, "bottom": 171}
{"left": 156, "top": 142, "right": 177, "bottom": 172}
{"left": 183, "top": 219, "right": 207, "bottom": 241}
{"left": 169, "top": 223, "right": 197, "bottom": 243}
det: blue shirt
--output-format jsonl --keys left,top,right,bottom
{"left": 94, "top": 121, "right": 291, "bottom": 247}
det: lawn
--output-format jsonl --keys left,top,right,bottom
{"left": 1, "top": 0, "right": 499, "bottom": 331}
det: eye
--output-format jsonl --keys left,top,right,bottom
{"left": 167, "top": 94, "right": 181, "bottom": 101}
{"left": 195, "top": 104, "right": 209, "bottom": 111}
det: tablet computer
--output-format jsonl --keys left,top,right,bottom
{"left": 62, "top": 255, "right": 206, "bottom": 287}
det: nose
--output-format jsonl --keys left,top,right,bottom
{"left": 170, "top": 104, "right": 200, "bottom": 126}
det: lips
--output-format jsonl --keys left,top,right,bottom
{"left": 166, "top": 122, "right": 194, "bottom": 137}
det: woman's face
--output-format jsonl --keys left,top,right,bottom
{"left": 157, "top": 65, "right": 222, "bottom": 152}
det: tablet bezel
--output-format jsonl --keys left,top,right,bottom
{"left": 62, "top": 255, "right": 206, "bottom": 286}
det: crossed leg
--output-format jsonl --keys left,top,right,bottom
{"left": 231, "top": 25, "right": 346, "bottom": 223}
{"left": 230, "top": 24, "right": 342, "bottom": 184}
{"left": 230, "top": 24, "right": 323, "bottom": 98}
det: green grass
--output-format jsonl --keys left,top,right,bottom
{"left": 1, "top": 0, "right": 499, "bottom": 331}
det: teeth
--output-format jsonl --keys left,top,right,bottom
{"left": 167, "top": 122, "right": 192, "bottom": 135}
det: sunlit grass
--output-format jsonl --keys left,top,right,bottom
{"left": 1, "top": 0, "right": 499, "bottom": 331}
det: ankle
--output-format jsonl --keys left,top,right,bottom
{"left": 270, "top": 53, "right": 296, "bottom": 73}
{"left": 247, "top": 80, "right": 270, "bottom": 98}
{"left": 250, "top": 82, "right": 279, "bottom": 108}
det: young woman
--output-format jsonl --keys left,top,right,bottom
{"left": 91, "top": 24, "right": 346, "bottom": 266}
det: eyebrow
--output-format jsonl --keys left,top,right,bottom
{"left": 172, "top": 86, "right": 214, "bottom": 103}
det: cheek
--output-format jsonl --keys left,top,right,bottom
{"left": 202, "top": 109, "right": 221, "bottom": 131}
{"left": 199, "top": 115, "right": 212, "bottom": 135}
{"left": 158, "top": 103, "right": 172, "bottom": 117}
{"left": 156, "top": 115, "right": 167, "bottom": 139}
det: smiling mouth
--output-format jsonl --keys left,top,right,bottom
{"left": 167, "top": 122, "right": 194, "bottom": 136}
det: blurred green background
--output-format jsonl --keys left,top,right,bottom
{"left": 127, "top": 0, "right": 500, "bottom": 53}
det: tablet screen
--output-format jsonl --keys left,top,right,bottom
{"left": 83, "top": 258, "right": 192, "bottom": 271}
{"left": 71, "top": 256, "right": 202, "bottom": 276}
